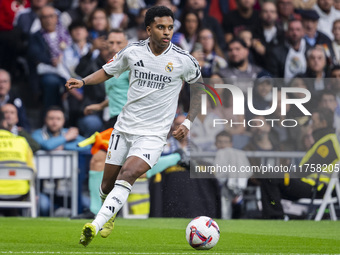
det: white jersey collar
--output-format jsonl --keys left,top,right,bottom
{"left": 146, "top": 37, "right": 173, "bottom": 56}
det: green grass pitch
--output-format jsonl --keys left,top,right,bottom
{"left": 0, "top": 217, "right": 339, "bottom": 254}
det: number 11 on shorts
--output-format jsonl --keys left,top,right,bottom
{"left": 109, "top": 134, "right": 120, "bottom": 150}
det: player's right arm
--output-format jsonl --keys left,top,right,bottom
{"left": 65, "top": 68, "right": 113, "bottom": 90}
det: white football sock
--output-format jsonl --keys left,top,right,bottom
{"left": 92, "top": 180, "right": 132, "bottom": 234}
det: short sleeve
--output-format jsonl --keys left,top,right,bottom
{"left": 102, "top": 45, "right": 131, "bottom": 78}
{"left": 182, "top": 54, "right": 201, "bottom": 84}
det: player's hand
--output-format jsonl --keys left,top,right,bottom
{"left": 65, "top": 78, "right": 83, "bottom": 91}
{"left": 172, "top": 125, "right": 189, "bottom": 141}
{"left": 84, "top": 103, "right": 101, "bottom": 115}
{"left": 64, "top": 127, "right": 79, "bottom": 141}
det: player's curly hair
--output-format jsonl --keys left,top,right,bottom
{"left": 144, "top": 6, "right": 174, "bottom": 27}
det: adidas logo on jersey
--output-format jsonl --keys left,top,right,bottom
{"left": 106, "top": 206, "right": 115, "bottom": 213}
{"left": 134, "top": 60, "right": 144, "bottom": 67}
{"left": 143, "top": 154, "right": 150, "bottom": 160}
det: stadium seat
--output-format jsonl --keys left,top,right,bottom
{"left": 298, "top": 169, "right": 340, "bottom": 221}
{"left": 0, "top": 164, "right": 37, "bottom": 217}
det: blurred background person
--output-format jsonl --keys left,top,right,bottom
{"left": 27, "top": 6, "right": 71, "bottom": 111}
{"left": 266, "top": 19, "right": 308, "bottom": 81}
{"left": 313, "top": 0, "right": 340, "bottom": 40}
{"left": 191, "top": 28, "right": 227, "bottom": 78}
{"left": 0, "top": 69, "right": 30, "bottom": 130}
{"left": 60, "top": 0, "right": 98, "bottom": 29}
{"left": 172, "top": 9, "right": 201, "bottom": 52}
{"left": 1, "top": 103, "right": 40, "bottom": 153}
{"left": 87, "top": 8, "right": 111, "bottom": 42}
{"left": 222, "top": 0, "right": 260, "bottom": 44}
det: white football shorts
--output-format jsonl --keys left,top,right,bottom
{"left": 105, "top": 129, "right": 167, "bottom": 168}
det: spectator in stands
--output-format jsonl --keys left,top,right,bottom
{"left": 266, "top": 19, "right": 308, "bottom": 80}
{"left": 32, "top": 106, "right": 89, "bottom": 151}
{"left": 105, "top": 0, "right": 136, "bottom": 30}
{"left": 0, "top": 69, "right": 30, "bottom": 130}
{"left": 245, "top": 71, "right": 275, "bottom": 121}
{"left": 191, "top": 28, "right": 227, "bottom": 78}
{"left": 0, "top": 0, "right": 30, "bottom": 73}
{"left": 32, "top": 106, "right": 90, "bottom": 216}
{"left": 73, "top": 29, "right": 108, "bottom": 137}
{"left": 211, "top": 74, "right": 247, "bottom": 136}
{"left": 276, "top": 0, "right": 300, "bottom": 32}
{"left": 260, "top": 107, "right": 340, "bottom": 219}
{"left": 214, "top": 130, "right": 251, "bottom": 219}
{"left": 243, "top": 116, "right": 279, "bottom": 167}
{"left": 126, "top": 8, "right": 148, "bottom": 42}
{"left": 329, "top": 65, "right": 340, "bottom": 105}
{"left": 63, "top": 22, "right": 91, "bottom": 79}
{"left": 300, "top": 9, "right": 333, "bottom": 55}
{"left": 185, "top": 0, "right": 226, "bottom": 50}
{"left": 287, "top": 74, "right": 315, "bottom": 117}
{"left": 222, "top": 0, "right": 260, "bottom": 44}
{"left": 190, "top": 95, "right": 224, "bottom": 152}
{"left": 302, "top": 46, "right": 328, "bottom": 94}
{"left": 27, "top": 5, "right": 72, "bottom": 110}
{"left": 13, "top": 0, "right": 49, "bottom": 38}
{"left": 219, "top": 38, "right": 262, "bottom": 92}
{"left": 62, "top": 21, "right": 92, "bottom": 128}
{"left": 331, "top": 19, "right": 340, "bottom": 66}
{"left": 172, "top": 10, "right": 201, "bottom": 52}
{"left": 318, "top": 90, "right": 340, "bottom": 139}
{"left": 0, "top": 111, "right": 36, "bottom": 216}
{"left": 60, "top": 0, "right": 98, "bottom": 29}
{"left": 238, "top": 28, "right": 266, "bottom": 66}
{"left": 87, "top": 8, "right": 111, "bottom": 42}
{"left": 1, "top": 103, "right": 40, "bottom": 153}
{"left": 252, "top": 2, "right": 285, "bottom": 67}
{"left": 313, "top": 0, "right": 340, "bottom": 40}
{"left": 335, "top": 0, "right": 340, "bottom": 10}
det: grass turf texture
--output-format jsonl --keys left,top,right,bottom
{"left": 0, "top": 218, "right": 339, "bottom": 254}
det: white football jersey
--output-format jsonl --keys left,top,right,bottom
{"left": 102, "top": 38, "right": 201, "bottom": 136}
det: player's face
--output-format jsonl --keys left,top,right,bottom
{"left": 45, "top": 110, "right": 65, "bottom": 133}
{"left": 107, "top": 32, "right": 128, "bottom": 56}
{"left": 147, "top": 16, "right": 174, "bottom": 50}
{"left": 2, "top": 104, "right": 18, "bottom": 127}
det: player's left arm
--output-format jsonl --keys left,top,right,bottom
{"left": 173, "top": 75, "right": 204, "bottom": 141}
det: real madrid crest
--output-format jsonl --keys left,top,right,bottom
{"left": 107, "top": 151, "right": 111, "bottom": 160}
{"left": 165, "top": 62, "right": 174, "bottom": 72}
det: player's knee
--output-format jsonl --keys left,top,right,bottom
{"left": 119, "top": 166, "right": 140, "bottom": 183}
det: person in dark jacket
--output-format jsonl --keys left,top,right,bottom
{"left": 260, "top": 107, "right": 340, "bottom": 219}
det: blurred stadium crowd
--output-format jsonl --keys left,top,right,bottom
{"left": 1, "top": 0, "right": 340, "bottom": 219}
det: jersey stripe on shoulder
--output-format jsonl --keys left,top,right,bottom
{"left": 118, "top": 40, "right": 146, "bottom": 55}
{"left": 172, "top": 46, "right": 199, "bottom": 67}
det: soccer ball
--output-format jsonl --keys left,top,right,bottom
{"left": 185, "top": 216, "right": 220, "bottom": 250}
